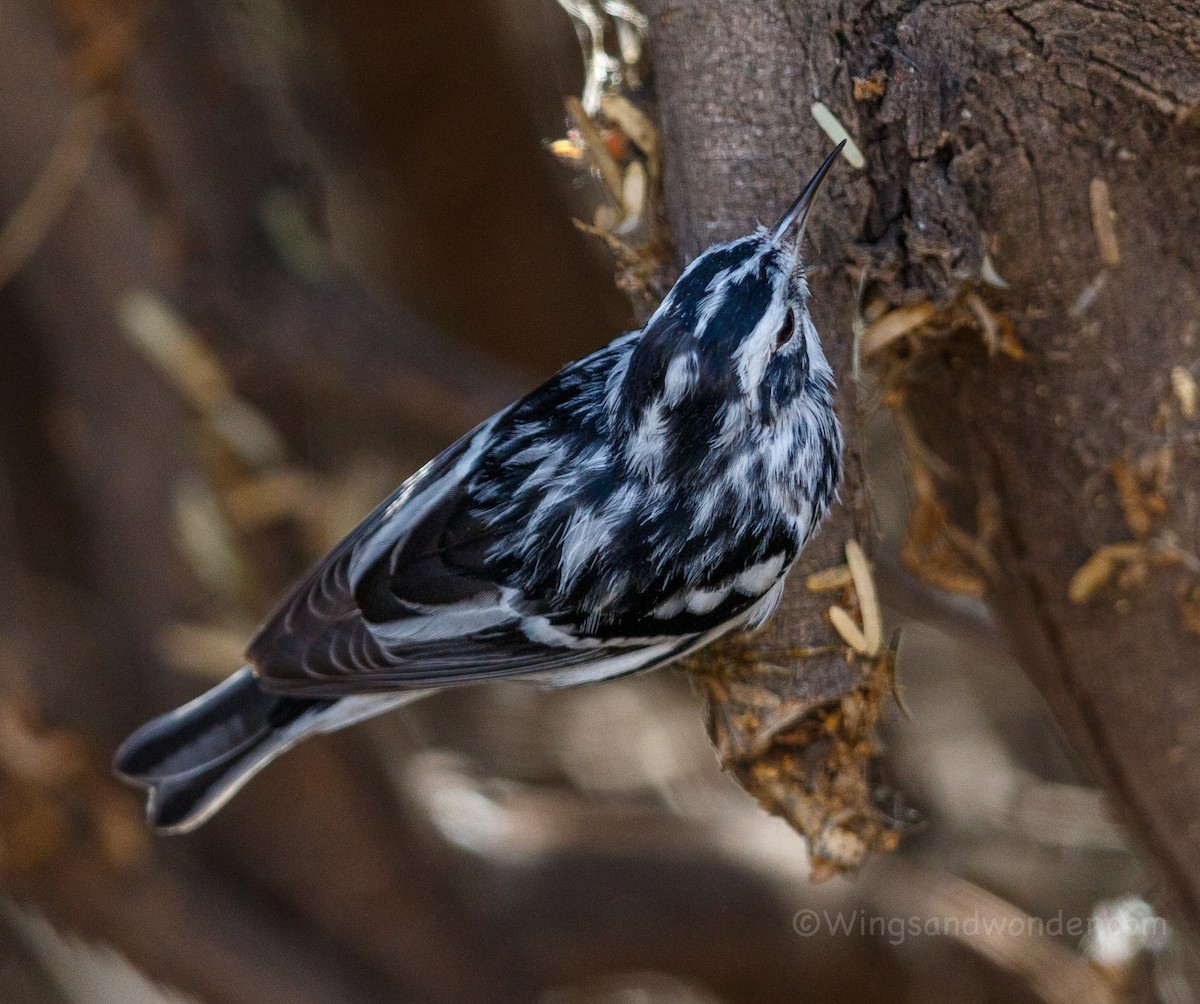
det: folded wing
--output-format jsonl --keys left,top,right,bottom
{"left": 247, "top": 416, "right": 709, "bottom": 698}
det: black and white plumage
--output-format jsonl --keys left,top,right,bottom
{"left": 115, "top": 145, "right": 846, "bottom": 833}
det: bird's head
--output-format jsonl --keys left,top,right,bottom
{"left": 609, "top": 144, "right": 843, "bottom": 483}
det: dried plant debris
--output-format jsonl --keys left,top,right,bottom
{"left": 555, "top": 0, "right": 647, "bottom": 116}
{"left": 892, "top": 408, "right": 999, "bottom": 598}
{"left": 979, "top": 250, "right": 1010, "bottom": 289}
{"left": 56, "top": 0, "right": 143, "bottom": 89}
{"left": 964, "top": 292, "right": 1024, "bottom": 360}
{"left": 0, "top": 0, "right": 139, "bottom": 286}
{"left": 157, "top": 621, "right": 255, "bottom": 682}
{"left": 0, "top": 700, "right": 148, "bottom": 877}
{"left": 828, "top": 540, "right": 882, "bottom": 656}
{"left": 0, "top": 94, "right": 107, "bottom": 288}
{"left": 118, "top": 289, "right": 399, "bottom": 671}
{"left": 1089, "top": 178, "right": 1121, "bottom": 267}
{"left": 805, "top": 563, "right": 853, "bottom": 592}
{"left": 860, "top": 302, "right": 937, "bottom": 357}
{"left": 691, "top": 636, "right": 905, "bottom": 881}
{"left": 173, "top": 473, "right": 253, "bottom": 603}
{"left": 1109, "top": 455, "right": 1168, "bottom": 540}
{"left": 599, "top": 93, "right": 658, "bottom": 165}
{"left": 551, "top": 1, "right": 670, "bottom": 310}
{"left": 1170, "top": 366, "right": 1197, "bottom": 420}
{"left": 687, "top": 539, "right": 908, "bottom": 878}
{"left": 809, "top": 102, "right": 865, "bottom": 169}
{"left": 871, "top": 866, "right": 1124, "bottom": 1004}
{"left": 854, "top": 287, "right": 1021, "bottom": 601}
{"left": 1069, "top": 272, "right": 1108, "bottom": 318}
{"left": 1067, "top": 540, "right": 1189, "bottom": 606}
{"left": 694, "top": 637, "right": 850, "bottom": 765}
{"left": 859, "top": 293, "right": 1023, "bottom": 364}
{"left": 572, "top": 219, "right": 671, "bottom": 312}
{"left": 118, "top": 291, "right": 285, "bottom": 470}
{"left": 563, "top": 95, "right": 625, "bottom": 206}
{"left": 258, "top": 187, "right": 332, "bottom": 282}
{"left": 903, "top": 497, "right": 990, "bottom": 599}
{"left": 562, "top": 92, "right": 660, "bottom": 243}
{"left": 1069, "top": 449, "right": 1199, "bottom": 628}
{"left": 852, "top": 71, "right": 886, "bottom": 102}
{"left": 1180, "top": 585, "right": 1200, "bottom": 638}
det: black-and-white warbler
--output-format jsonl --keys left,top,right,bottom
{"left": 115, "top": 144, "right": 846, "bottom": 833}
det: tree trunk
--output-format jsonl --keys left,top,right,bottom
{"left": 648, "top": 0, "right": 1200, "bottom": 939}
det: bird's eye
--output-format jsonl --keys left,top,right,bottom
{"left": 775, "top": 311, "right": 795, "bottom": 350}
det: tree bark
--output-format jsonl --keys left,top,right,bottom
{"left": 648, "top": 0, "right": 1200, "bottom": 938}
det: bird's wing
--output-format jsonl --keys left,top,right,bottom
{"left": 245, "top": 406, "right": 721, "bottom": 699}
{"left": 248, "top": 519, "right": 705, "bottom": 698}
{"left": 246, "top": 331, "right": 792, "bottom": 699}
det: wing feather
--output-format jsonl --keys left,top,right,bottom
{"left": 247, "top": 339, "right": 790, "bottom": 698}
{"left": 245, "top": 409, "right": 709, "bottom": 697}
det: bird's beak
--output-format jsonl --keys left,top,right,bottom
{"left": 769, "top": 140, "right": 846, "bottom": 245}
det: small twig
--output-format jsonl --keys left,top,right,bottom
{"left": 1089, "top": 178, "right": 1121, "bottom": 267}
{"left": 860, "top": 301, "right": 936, "bottom": 357}
{"left": 564, "top": 95, "right": 624, "bottom": 203}
{"left": 572, "top": 217, "right": 640, "bottom": 261}
{"left": 0, "top": 95, "right": 107, "bottom": 288}
{"left": 845, "top": 540, "right": 882, "bottom": 655}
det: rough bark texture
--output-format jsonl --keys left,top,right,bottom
{"left": 648, "top": 0, "right": 1200, "bottom": 937}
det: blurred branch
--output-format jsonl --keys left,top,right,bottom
{"left": 0, "top": 1, "right": 541, "bottom": 1000}
{"left": 0, "top": 94, "right": 105, "bottom": 289}
{"left": 866, "top": 862, "right": 1121, "bottom": 1004}
{"left": 0, "top": 569, "right": 396, "bottom": 1004}
{"left": 0, "top": 908, "right": 69, "bottom": 1004}
{"left": 119, "top": 1, "right": 531, "bottom": 443}
{"left": 8, "top": 820, "right": 394, "bottom": 1004}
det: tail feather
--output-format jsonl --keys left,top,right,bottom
{"left": 114, "top": 668, "right": 315, "bottom": 784}
{"left": 115, "top": 668, "right": 421, "bottom": 834}
{"left": 145, "top": 720, "right": 317, "bottom": 834}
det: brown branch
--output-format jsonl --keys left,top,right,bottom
{"left": 646, "top": 0, "right": 1200, "bottom": 945}
{"left": 645, "top": 2, "right": 899, "bottom": 877}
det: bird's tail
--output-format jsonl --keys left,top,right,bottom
{"left": 113, "top": 667, "right": 415, "bottom": 834}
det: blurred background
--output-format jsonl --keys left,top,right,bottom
{"left": 0, "top": 1, "right": 1185, "bottom": 1002}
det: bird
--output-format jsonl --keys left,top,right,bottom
{"left": 114, "top": 143, "right": 846, "bottom": 834}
